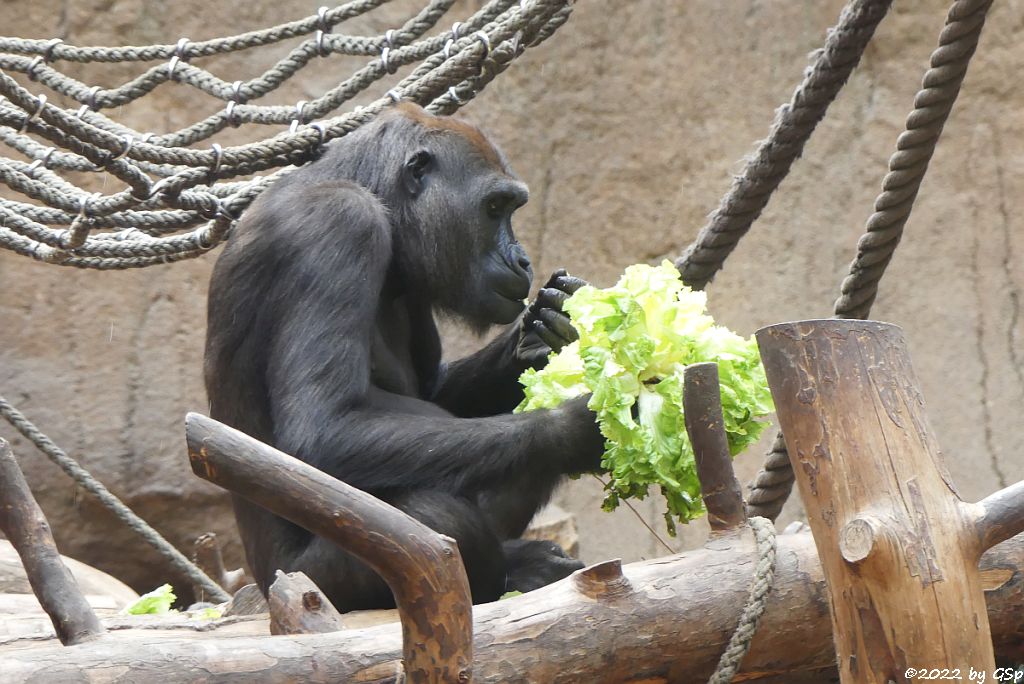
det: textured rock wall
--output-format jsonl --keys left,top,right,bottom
{"left": 1, "top": 0, "right": 1021, "bottom": 592}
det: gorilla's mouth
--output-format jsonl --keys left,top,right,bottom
{"left": 495, "top": 290, "right": 529, "bottom": 308}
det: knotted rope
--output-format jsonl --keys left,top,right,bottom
{"left": 0, "top": 0, "right": 574, "bottom": 268}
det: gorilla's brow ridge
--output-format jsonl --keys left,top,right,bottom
{"left": 394, "top": 102, "right": 506, "bottom": 171}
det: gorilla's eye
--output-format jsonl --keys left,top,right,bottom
{"left": 407, "top": 150, "right": 432, "bottom": 179}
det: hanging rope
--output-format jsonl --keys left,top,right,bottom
{"left": 0, "top": 0, "right": 574, "bottom": 268}
{"left": 0, "top": 396, "right": 230, "bottom": 603}
{"left": 745, "top": 0, "right": 995, "bottom": 521}
{"left": 706, "top": 517, "right": 777, "bottom": 684}
{"left": 675, "top": 0, "right": 893, "bottom": 291}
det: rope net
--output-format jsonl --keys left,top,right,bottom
{"left": 0, "top": 0, "right": 574, "bottom": 269}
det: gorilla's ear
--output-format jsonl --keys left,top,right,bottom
{"left": 402, "top": 149, "right": 432, "bottom": 196}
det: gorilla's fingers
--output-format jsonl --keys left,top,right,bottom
{"left": 537, "top": 287, "right": 570, "bottom": 311}
{"left": 538, "top": 308, "right": 578, "bottom": 343}
{"left": 554, "top": 274, "right": 588, "bottom": 295}
{"left": 546, "top": 268, "right": 568, "bottom": 285}
{"left": 531, "top": 320, "right": 563, "bottom": 350}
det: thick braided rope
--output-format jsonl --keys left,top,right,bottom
{"left": 834, "top": 0, "right": 992, "bottom": 318}
{"left": 707, "top": 517, "right": 777, "bottom": 684}
{"left": 0, "top": 0, "right": 392, "bottom": 62}
{"left": 745, "top": 0, "right": 994, "bottom": 522}
{"left": 0, "top": 0, "right": 572, "bottom": 268}
{"left": 675, "top": 0, "right": 892, "bottom": 291}
{"left": 0, "top": 0, "right": 506, "bottom": 156}
{"left": 0, "top": 0, "right": 497, "bottom": 151}
{"left": 0, "top": 1, "right": 542, "bottom": 170}
{"left": 0, "top": 395, "right": 231, "bottom": 603}
{"left": 743, "top": 433, "right": 794, "bottom": 521}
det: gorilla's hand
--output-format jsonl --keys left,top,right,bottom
{"left": 515, "top": 269, "right": 588, "bottom": 367}
{"left": 503, "top": 539, "right": 584, "bottom": 593}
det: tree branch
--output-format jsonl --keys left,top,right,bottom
{"left": 974, "top": 480, "right": 1024, "bottom": 551}
{"left": 683, "top": 362, "right": 747, "bottom": 531}
{"left": 0, "top": 438, "right": 104, "bottom": 646}
{"left": 184, "top": 413, "right": 473, "bottom": 684}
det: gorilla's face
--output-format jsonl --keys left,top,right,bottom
{"left": 476, "top": 177, "right": 532, "bottom": 323}
{"left": 400, "top": 131, "right": 532, "bottom": 328}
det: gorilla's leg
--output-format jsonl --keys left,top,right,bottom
{"left": 502, "top": 538, "right": 584, "bottom": 593}
{"left": 282, "top": 490, "right": 507, "bottom": 611}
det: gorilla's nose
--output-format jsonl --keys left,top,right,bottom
{"left": 510, "top": 244, "right": 532, "bottom": 279}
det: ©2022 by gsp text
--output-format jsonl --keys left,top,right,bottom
{"left": 904, "top": 667, "right": 1024, "bottom": 682}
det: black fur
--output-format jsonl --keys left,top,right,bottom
{"left": 205, "top": 105, "right": 603, "bottom": 611}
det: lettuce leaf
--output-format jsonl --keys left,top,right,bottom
{"left": 516, "top": 261, "right": 773, "bottom": 534}
{"left": 124, "top": 583, "right": 176, "bottom": 615}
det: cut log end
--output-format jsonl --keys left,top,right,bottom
{"left": 572, "top": 559, "right": 631, "bottom": 599}
{"left": 268, "top": 571, "right": 344, "bottom": 635}
{"left": 839, "top": 517, "right": 883, "bottom": 565}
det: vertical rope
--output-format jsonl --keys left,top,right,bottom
{"left": 706, "top": 517, "right": 777, "bottom": 684}
{"left": 675, "top": 0, "right": 893, "bottom": 290}
{"left": 746, "top": 0, "right": 994, "bottom": 522}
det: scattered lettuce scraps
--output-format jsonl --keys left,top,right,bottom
{"left": 516, "top": 261, "right": 774, "bottom": 534}
{"left": 190, "top": 606, "right": 223, "bottom": 620}
{"left": 124, "top": 583, "right": 176, "bottom": 615}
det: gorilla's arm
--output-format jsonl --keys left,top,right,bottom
{"left": 429, "top": 324, "right": 525, "bottom": 417}
{"left": 262, "top": 200, "right": 602, "bottom": 496}
{"left": 432, "top": 272, "right": 585, "bottom": 417}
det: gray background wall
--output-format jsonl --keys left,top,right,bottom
{"left": 1, "top": 0, "right": 1021, "bottom": 594}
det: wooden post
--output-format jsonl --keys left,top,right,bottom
{"left": 684, "top": 362, "right": 747, "bottom": 531}
{"left": 756, "top": 319, "right": 1024, "bottom": 682}
{"left": 192, "top": 532, "right": 246, "bottom": 596}
{"left": 267, "top": 570, "right": 345, "bottom": 635}
{"left": 0, "top": 438, "right": 104, "bottom": 646}
{"left": 185, "top": 413, "right": 473, "bottom": 684}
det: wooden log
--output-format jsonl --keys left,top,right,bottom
{"left": 683, "top": 362, "right": 747, "bottom": 531}
{"left": 268, "top": 570, "right": 345, "bottom": 635}
{"left": 223, "top": 583, "right": 269, "bottom": 617}
{"left": 756, "top": 319, "right": 1023, "bottom": 682}
{"left": 185, "top": 413, "right": 473, "bottom": 684}
{"left": 0, "top": 438, "right": 104, "bottom": 646}
{"left": 2, "top": 531, "right": 1023, "bottom": 682}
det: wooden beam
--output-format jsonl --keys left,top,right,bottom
{"left": 184, "top": 413, "right": 473, "bottom": 684}
{"left": 757, "top": 319, "right": 1008, "bottom": 682}
{"left": 0, "top": 438, "right": 104, "bottom": 646}
{"left": 2, "top": 531, "right": 1023, "bottom": 682}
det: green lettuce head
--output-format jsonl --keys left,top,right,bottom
{"left": 516, "top": 261, "right": 773, "bottom": 534}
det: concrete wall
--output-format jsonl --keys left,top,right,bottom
{"left": 1, "top": 0, "right": 1022, "bottom": 593}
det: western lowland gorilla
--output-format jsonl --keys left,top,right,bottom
{"left": 205, "top": 103, "right": 605, "bottom": 611}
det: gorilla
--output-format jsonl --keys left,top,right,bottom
{"left": 204, "top": 103, "right": 605, "bottom": 612}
